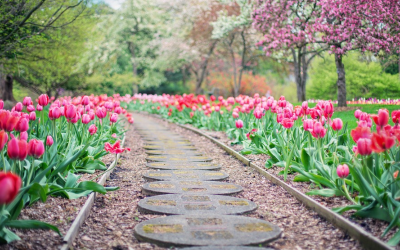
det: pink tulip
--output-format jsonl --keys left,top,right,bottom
{"left": 357, "top": 138, "right": 372, "bottom": 156}
{"left": 36, "top": 104, "right": 43, "bottom": 111}
{"left": 38, "top": 94, "right": 50, "bottom": 107}
{"left": 14, "top": 102, "right": 23, "bottom": 112}
{"left": 331, "top": 118, "right": 343, "bottom": 131}
{"left": 96, "top": 107, "right": 107, "bottom": 119}
{"left": 5, "top": 114, "right": 19, "bottom": 132}
{"left": 7, "top": 138, "right": 28, "bottom": 161}
{"left": 337, "top": 164, "right": 349, "bottom": 179}
{"left": 114, "top": 107, "right": 122, "bottom": 114}
{"left": 311, "top": 122, "right": 326, "bottom": 139}
{"left": 0, "top": 100, "right": 3, "bottom": 110}
{"left": 46, "top": 136, "right": 54, "bottom": 146}
{"left": 110, "top": 113, "right": 118, "bottom": 123}
{"left": 281, "top": 118, "right": 294, "bottom": 129}
{"left": 28, "top": 139, "right": 45, "bottom": 158}
{"left": 15, "top": 117, "right": 29, "bottom": 132}
{"left": 88, "top": 124, "right": 97, "bottom": 135}
{"left": 23, "top": 97, "right": 33, "bottom": 106}
{"left": 0, "top": 130, "right": 8, "bottom": 151}
{"left": 82, "top": 114, "right": 91, "bottom": 124}
{"left": 64, "top": 104, "right": 77, "bottom": 120}
{"left": 0, "top": 172, "right": 21, "bottom": 205}
{"left": 235, "top": 119, "right": 243, "bottom": 129}
{"left": 81, "top": 96, "right": 90, "bottom": 106}
{"left": 20, "top": 132, "right": 28, "bottom": 141}
{"left": 29, "top": 112, "right": 36, "bottom": 121}
{"left": 354, "top": 109, "right": 362, "bottom": 119}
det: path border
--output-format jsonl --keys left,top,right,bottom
{"left": 60, "top": 135, "right": 126, "bottom": 250}
{"left": 137, "top": 112, "right": 393, "bottom": 250}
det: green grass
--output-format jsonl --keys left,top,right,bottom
{"left": 294, "top": 103, "right": 400, "bottom": 130}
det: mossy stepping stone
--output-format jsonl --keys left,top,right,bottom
{"left": 146, "top": 155, "right": 212, "bottom": 162}
{"left": 142, "top": 181, "right": 243, "bottom": 196}
{"left": 134, "top": 215, "right": 281, "bottom": 247}
{"left": 145, "top": 141, "right": 193, "bottom": 146}
{"left": 138, "top": 194, "right": 257, "bottom": 215}
{"left": 145, "top": 150, "right": 202, "bottom": 156}
{"left": 147, "top": 162, "right": 220, "bottom": 170}
{"left": 143, "top": 170, "right": 228, "bottom": 181}
{"left": 144, "top": 145, "right": 197, "bottom": 150}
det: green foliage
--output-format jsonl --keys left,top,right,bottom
{"left": 307, "top": 52, "right": 400, "bottom": 100}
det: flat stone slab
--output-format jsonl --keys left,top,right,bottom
{"left": 134, "top": 214, "right": 281, "bottom": 247}
{"left": 138, "top": 194, "right": 257, "bottom": 215}
{"left": 180, "top": 247, "right": 274, "bottom": 250}
{"left": 145, "top": 141, "right": 193, "bottom": 146}
{"left": 144, "top": 145, "right": 197, "bottom": 150}
{"left": 142, "top": 181, "right": 243, "bottom": 196}
{"left": 141, "top": 137, "right": 190, "bottom": 142}
{"left": 145, "top": 150, "right": 202, "bottom": 156}
{"left": 146, "top": 155, "right": 212, "bottom": 162}
{"left": 143, "top": 170, "right": 229, "bottom": 181}
{"left": 147, "top": 162, "right": 220, "bottom": 170}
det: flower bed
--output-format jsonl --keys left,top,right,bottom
{"left": 128, "top": 93, "right": 400, "bottom": 246}
{"left": 0, "top": 94, "right": 132, "bottom": 244}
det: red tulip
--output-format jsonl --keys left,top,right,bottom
{"left": 371, "top": 109, "right": 389, "bottom": 128}
{"left": 0, "top": 172, "right": 21, "bottom": 205}
{"left": 28, "top": 139, "right": 45, "bottom": 158}
{"left": 371, "top": 132, "right": 395, "bottom": 153}
{"left": 15, "top": 117, "right": 29, "bottom": 132}
{"left": 357, "top": 138, "right": 372, "bottom": 156}
{"left": 104, "top": 140, "right": 130, "bottom": 154}
{"left": 351, "top": 126, "right": 372, "bottom": 142}
{"left": 337, "top": 164, "right": 349, "bottom": 179}
{"left": 23, "top": 97, "right": 33, "bottom": 106}
{"left": 392, "top": 110, "right": 400, "bottom": 124}
{"left": 0, "top": 130, "right": 8, "bottom": 151}
{"left": 4, "top": 114, "right": 20, "bottom": 132}
{"left": 331, "top": 118, "right": 343, "bottom": 131}
{"left": 311, "top": 122, "right": 326, "bottom": 139}
{"left": 235, "top": 119, "right": 243, "bottom": 129}
{"left": 88, "top": 124, "right": 97, "bottom": 135}
{"left": 7, "top": 138, "right": 28, "bottom": 160}
{"left": 281, "top": 118, "right": 294, "bottom": 129}
{"left": 38, "top": 94, "right": 50, "bottom": 106}
{"left": 64, "top": 104, "right": 77, "bottom": 120}
{"left": 46, "top": 136, "right": 54, "bottom": 146}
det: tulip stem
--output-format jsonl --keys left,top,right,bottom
{"left": 26, "top": 159, "right": 34, "bottom": 186}
{"left": 1, "top": 151, "right": 6, "bottom": 172}
{"left": 342, "top": 183, "right": 357, "bottom": 205}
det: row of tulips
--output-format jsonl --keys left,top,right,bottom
{"left": 0, "top": 93, "right": 132, "bottom": 244}
{"left": 129, "top": 93, "right": 400, "bottom": 246}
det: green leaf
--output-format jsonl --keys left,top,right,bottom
{"left": 300, "top": 149, "right": 311, "bottom": 171}
{"left": 306, "top": 189, "right": 344, "bottom": 197}
{"left": 105, "top": 186, "right": 120, "bottom": 191}
{"left": 293, "top": 174, "right": 310, "bottom": 182}
{"left": 5, "top": 220, "right": 61, "bottom": 236}
{"left": 28, "top": 183, "right": 48, "bottom": 203}
{"left": 76, "top": 181, "right": 106, "bottom": 194}
{"left": 388, "top": 229, "right": 400, "bottom": 246}
{"left": 332, "top": 205, "right": 363, "bottom": 214}
{"left": 0, "top": 228, "right": 21, "bottom": 243}
{"left": 354, "top": 206, "right": 391, "bottom": 222}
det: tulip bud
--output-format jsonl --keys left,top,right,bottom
{"left": 81, "top": 96, "right": 90, "bottom": 106}
{"left": 23, "top": 97, "right": 33, "bottom": 106}
{"left": 110, "top": 113, "right": 118, "bottom": 123}
{"left": 29, "top": 112, "right": 36, "bottom": 121}
{"left": 15, "top": 117, "right": 29, "bottom": 132}
{"left": 46, "top": 136, "right": 54, "bottom": 146}
{"left": 235, "top": 119, "right": 243, "bottom": 129}
{"left": 354, "top": 109, "right": 362, "bottom": 119}
{"left": 281, "top": 118, "right": 294, "bottom": 129}
{"left": 337, "top": 164, "right": 349, "bottom": 178}
{"left": 28, "top": 139, "right": 45, "bottom": 158}
{"left": 96, "top": 107, "right": 107, "bottom": 119}
{"left": 26, "top": 105, "right": 35, "bottom": 112}
{"left": 36, "top": 104, "right": 43, "bottom": 111}
{"left": 64, "top": 104, "right": 77, "bottom": 120}
{"left": 20, "top": 131, "right": 28, "bottom": 141}
{"left": 14, "top": 102, "right": 23, "bottom": 112}
{"left": 88, "top": 124, "right": 97, "bottom": 135}
{"left": 5, "top": 114, "right": 19, "bottom": 132}
{"left": 81, "top": 114, "right": 91, "bottom": 124}
{"left": 0, "top": 172, "right": 22, "bottom": 205}
{"left": 357, "top": 138, "right": 372, "bottom": 155}
{"left": 311, "top": 122, "right": 327, "bottom": 139}
{"left": 0, "top": 130, "right": 8, "bottom": 151}
{"left": 331, "top": 118, "right": 343, "bottom": 131}
{"left": 7, "top": 138, "right": 28, "bottom": 160}
{"left": 38, "top": 94, "right": 50, "bottom": 107}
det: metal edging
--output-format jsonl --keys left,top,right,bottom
{"left": 60, "top": 135, "right": 126, "bottom": 250}
{"left": 135, "top": 112, "right": 392, "bottom": 250}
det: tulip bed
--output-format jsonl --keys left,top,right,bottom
{"left": 0, "top": 94, "right": 132, "bottom": 244}
{"left": 129, "top": 93, "right": 400, "bottom": 246}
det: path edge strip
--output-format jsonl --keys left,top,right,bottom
{"left": 60, "top": 135, "right": 126, "bottom": 250}
{"left": 137, "top": 112, "right": 393, "bottom": 250}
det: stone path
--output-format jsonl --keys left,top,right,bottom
{"left": 133, "top": 115, "right": 282, "bottom": 248}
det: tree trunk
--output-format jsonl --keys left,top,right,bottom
{"left": 292, "top": 49, "right": 306, "bottom": 102}
{"left": 127, "top": 41, "right": 138, "bottom": 94}
{"left": 194, "top": 41, "right": 217, "bottom": 95}
{"left": 335, "top": 53, "right": 347, "bottom": 107}
{"left": 181, "top": 66, "right": 186, "bottom": 87}
{"left": 0, "top": 65, "right": 15, "bottom": 102}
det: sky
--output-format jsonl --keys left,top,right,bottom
{"left": 102, "top": 0, "right": 124, "bottom": 9}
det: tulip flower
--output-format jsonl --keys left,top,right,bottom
{"left": 36, "top": 104, "right": 43, "bottom": 111}
{"left": 4, "top": 114, "right": 19, "bottom": 132}
{"left": 29, "top": 112, "right": 36, "bottom": 121}
{"left": 337, "top": 164, "right": 349, "bottom": 179}
{"left": 357, "top": 138, "right": 372, "bottom": 156}
{"left": 110, "top": 113, "right": 118, "bottom": 123}
{"left": 0, "top": 130, "right": 8, "bottom": 151}
{"left": 371, "top": 132, "right": 395, "bottom": 153}
{"left": 0, "top": 172, "right": 21, "bottom": 205}
{"left": 104, "top": 140, "right": 130, "bottom": 154}
{"left": 64, "top": 104, "right": 77, "bottom": 120}
{"left": 281, "top": 118, "right": 294, "bottom": 129}
{"left": 20, "top": 132, "right": 28, "bottom": 141}
{"left": 7, "top": 138, "right": 28, "bottom": 161}
{"left": 235, "top": 119, "right": 243, "bottom": 129}
{"left": 354, "top": 109, "right": 362, "bottom": 119}
{"left": 27, "top": 105, "right": 35, "bottom": 112}
{"left": 394, "top": 171, "right": 399, "bottom": 179}
{"left": 311, "top": 122, "right": 326, "bottom": 139}
{"left": 331, "top": 118, "right": 343, "bottom": 131}
{"left": 14, "top": 102, "right": 23, "bottom": 112}
{"left": 23, "top": 97, "right": 33, "bottom": 106}
{"left": 351, "top": 126, "right": 372, "bottom": 142}
{"left": 392, "top": 110, "right": 400, "bottom": 124}
{"left": 49, "top": 107, "right": 62, "bottom": 120}
{"left": 28, "top": 139, "right": 45, "bottom": 158}
{"left": 15, "top": 117, "right": 29, "bottom": 132}
{"left": 0, "top": 100, "right": 3, "bottom": 109}
{"left": 46, "top": 136, "right": 54, "bottom": 146}
{"left": 38, "top": 94, "right": 50, "bottom": 106}
{"left": 114, "top": 106, "right": 122, "bottom": 114}
{"left": 371, "top": 109, "right": 389, "bottom": 128}
{"left": 303, "top": 119, "right": 314, "bottom": 131}
{"left": 81, "top": 95, "right": 90, "bottom": 106}
{"left": 96, "top": 107, "right": 107, "bottom": 119}
{"left": 81, "top": 114, "right": 91, "bottom": 124}
{"left": 88, "top": 124, "right": 97, "bottom": 135}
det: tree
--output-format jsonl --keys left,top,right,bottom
{"left": 315, "top": 0, "right": 400, "bottom": 106}
{"left": 0, "top": 0, "right": 88, "bottom": 101}
{"left": 253, "top": 0, "right": 327, "bottom": 102}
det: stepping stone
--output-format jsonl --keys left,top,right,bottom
{"left": 134, "top": 214, "right": 281, "bottom": 247}
{"left": 141, "top": 137, "right": 190, "bottom": 142}
{"left": 143, "top": 170, "right": 229, "bottom": 181}
{"left": 145, "top": 141, "right": 193, "bottom": 146}
{"left": 144, "top": 145, "right": 197, "bottom": 150}
{"left": 180, "top": 247, "right": 274, "bottom": 250}
{"left": 138, "top": 194, "right": 257, "bottom": 215}
{"left": 142, "top": 181, "right": 243, "bottom": 196}
{"left": 147, "top": 162, "right": 220, "bottom": 170}
{"left": 145, "top": 150, "right": 202, "bottom": 156}
{"left": 146, "top": 155, "right": 212, "bottom": 162}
